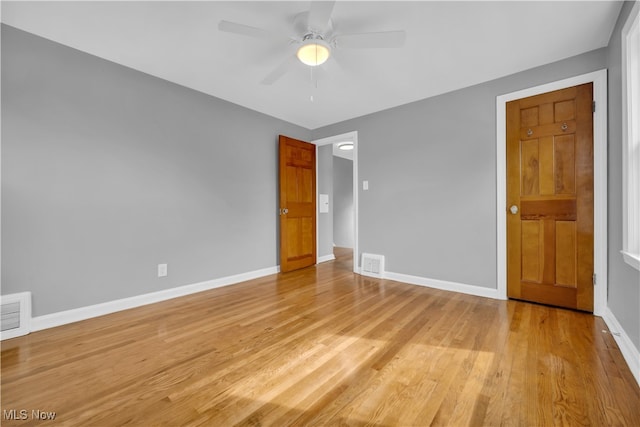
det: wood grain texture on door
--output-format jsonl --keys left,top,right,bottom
{"left": 279, "top": 135, "right": 317, "bottom": 273}
{"left": 507, "top": 83, "right": 594, "bottom": 311}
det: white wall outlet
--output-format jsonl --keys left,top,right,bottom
{"left": 157, "top": 263, "right": 168, "bottom": 277}
{"left": 363, "top": 180, "right": 369, "bottom": 190}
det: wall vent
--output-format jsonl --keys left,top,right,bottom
{"left": 361, "top": 253, "right": 385, "bottom": 278}
{"left": 1, "top": 292, "right": 31, "bottom": 340}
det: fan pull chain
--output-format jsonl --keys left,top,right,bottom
{"left": 310, "top": 66, "right": 315, "bottom": 102}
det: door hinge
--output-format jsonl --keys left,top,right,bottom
{"left": 592, "top": 101, "right": 596, "bottom": 113}
{"left": 593, "top": 273, "right": 597, "bottom": 286}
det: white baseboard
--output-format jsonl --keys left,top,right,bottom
{"left": 383, "top": 271, "right": 504, "bottom": 300}
{"left": 601, "top": 308, "right": 640, "bottom": 387}
{"left": 31, "top": 266, "right": 280, "bottom": 332}
{"left": 317, "top": 254, "right": 336, "bottom": 264}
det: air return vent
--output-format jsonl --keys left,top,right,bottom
{"left": 361, "top": 253, "right": 385, "bottom": 278}
{"left": 1, "top": 292, "right": 31, "bottom": 340}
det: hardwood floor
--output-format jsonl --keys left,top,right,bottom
{"left": 2, "top": 248, "right": 639, "bottom": 426}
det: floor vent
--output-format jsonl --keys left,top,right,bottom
{"left": 1, "top": 292, "right": 31, "bottom": 340}
{"left": 361, "top": 253, "right": 385, "bottom": 278}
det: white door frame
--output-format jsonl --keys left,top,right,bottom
{"left": 313, "top": 131, "right": 359, "bottom": 273}
{"left": 496, "top": 69, "right": 608, "bottom": 315}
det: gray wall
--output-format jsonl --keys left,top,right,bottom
{"left": 333, "top": 156, "right": 354, "bottom": 248}
{"left": 314, "top": 48, "right": 608, "bottom": 289}
{"left": 317, "top": 145, "right": 333, "bottom": 258}
{"left": 605, "top": 1, "right": 640, "bottom": 349}
{"left": 1, "top": 25, "right": 310, "bottom": 317}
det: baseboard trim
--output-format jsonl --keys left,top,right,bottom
{"left": 317, "top": 254, "right": 336, "bottom": 264}
{"left": 31, "top": 266, "right": 280, "bottom": 332}
{"left": 601, "top": 308, "right": 640, "bottom": 387}
{"left": 384, "top": 271, "right": 503, "bottom": 300}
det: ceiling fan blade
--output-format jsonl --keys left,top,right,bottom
{"left": 334, "top": 30, "right": 406, "bottom": 49}
{"left": 218, "top": 20, "right": 293, "bottom": 43}
{"left": 307, "top": 1, "right": 335, "bottom": 33}
{"left": 261, "top": 55, "right": 299, "bottom": 85}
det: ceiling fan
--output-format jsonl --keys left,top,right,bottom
{"left": 218, "top": 1, "right": 406, "bottom": 85}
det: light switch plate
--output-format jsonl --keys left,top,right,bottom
{"left": 319, "top": 194, "right": 329, "bottom": 213}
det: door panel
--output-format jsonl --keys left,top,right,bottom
{"left": 507, "top": 83, "right": 594, "bottom": 311}
{"left": 520, "top": 139, "right": 540, "bottom": 195}
{"left": 555, "top": 221, "right": 577, "bottom": 287}
{"left": 279, "top": 135, "right": 317, "bottom": 273}
{"left": 555, "top": 135, "right": 576, "bottom": 194}
{"left": 521, "top": 220, "right": 541, "bottom": 282}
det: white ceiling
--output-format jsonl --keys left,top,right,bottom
{"left": 1, "top": 1, "right": 623, "bottom": 129}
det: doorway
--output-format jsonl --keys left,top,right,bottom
{"left": 506, "top": 83, "right": 594, "bottom": 311}
{"left": 496, "top": 70, "right": 608, "bottom": 315}
{"left": 313, "top": 131, "right": 359, "bottom": 273}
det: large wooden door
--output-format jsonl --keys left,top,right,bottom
{"left": 506, "top": 83, "right": 594, "bottom": 311}
{"left": 279, "top": 135, "right": 317, "bottom": 273}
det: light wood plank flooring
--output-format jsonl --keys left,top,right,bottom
{"left": 2, "top": 248, "right": 639, "bottom": 426}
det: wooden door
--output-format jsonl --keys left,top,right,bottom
{"left": 506, "top": 83, "right": 594, "bottom": 311}
{"left": 279, "top": 135, "right": 317, "bottom": 272}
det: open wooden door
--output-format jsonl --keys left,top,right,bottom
{"left": 506, "top": 83, "right": 594, "bottom": 311}
{"left": 279, "top": 135, "right": 316, "bottom": 273}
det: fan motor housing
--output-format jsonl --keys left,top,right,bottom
{"left": 293, "top": 11, "right": 333, "bottom": 37}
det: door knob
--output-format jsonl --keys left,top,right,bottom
{"left": 510, "top": 205, "right": 519, "bottom": 215}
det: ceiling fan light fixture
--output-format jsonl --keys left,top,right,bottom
{"left": 297, "top": 37, "right": 330, "bottom": 66}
